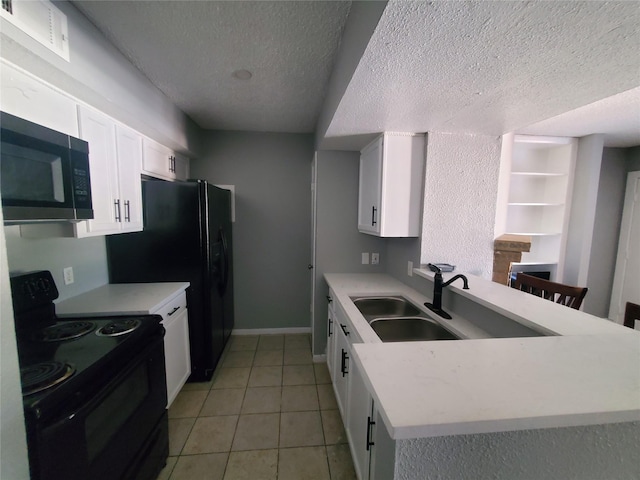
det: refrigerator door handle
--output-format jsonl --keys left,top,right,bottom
{"left": 219, "top": 228, "right": 230, "bottom": 295}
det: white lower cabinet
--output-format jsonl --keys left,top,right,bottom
{"left": 347, "top": 358, "right": 375, "bottom": 480}
{"left": 154, "top": 292, "right": 191, "bottom": 407}
{"left": 328, "top": 297, "right": 396, "bottom": 480}
{"left": 332, "top": 300, "right": 358, "bottom": 419}
{"left": 326, "top": 291, "right": 336, "bottom": 381}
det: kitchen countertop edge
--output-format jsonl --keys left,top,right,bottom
{"left": 325, "top": 272, "right": 640, "bottom": 441}
{"left": 55, "top": 282, "right": 191, "bottom": 317}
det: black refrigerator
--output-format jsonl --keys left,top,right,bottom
{"left": 106, "top": 179, "right": 234, "bottom": 381}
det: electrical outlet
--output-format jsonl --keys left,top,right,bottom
{"left": 407, "top": 261, "right": 414, "bottom": 276}
{"left": 361, "top": 252, "right": 369, "bottom": 264}
{"left": 371, "top": 253, "right": 379, "bottom": 265}
{"left": 63, "top": 267, "right": 74, "bottom": 285}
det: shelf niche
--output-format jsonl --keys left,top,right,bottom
{"left": 498, "top": 134, "right": 577, "bottom": 282}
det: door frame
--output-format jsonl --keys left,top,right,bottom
{"left": 310, "top": 153, "right": 318, "bottom": 353}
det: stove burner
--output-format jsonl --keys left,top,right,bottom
{"left": 96, "top": 318, "right": 142, "bottom": 337}
{"left": 20, "top": 361, "right": 75, "bottom": 396}
{"left": 33, "top": 321, "right": 95, "bottom": 342}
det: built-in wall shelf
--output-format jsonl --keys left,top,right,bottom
{"left": 497, "top": 134, "right": 577, "bottom": 282}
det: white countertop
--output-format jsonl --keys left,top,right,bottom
{"left": 56, "top": 282, "right": 190, "bottom": 317}
{"left": 325, "top": 272, "right": 640, "bottom": 440}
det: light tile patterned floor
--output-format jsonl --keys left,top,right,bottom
{"left": 156, "top": 334, "right": 356, "bottom": 480}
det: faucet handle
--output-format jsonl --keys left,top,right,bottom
{"left": 427, "top": 263, "right": 442, "bottom": 274}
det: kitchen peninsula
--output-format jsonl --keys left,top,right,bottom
{"left": 325, "top": 271, "right": 640, "bottom": 480}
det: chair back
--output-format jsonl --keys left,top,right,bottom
{"left": 513, "top": 273, "right": 588, "bottom": 310}
{"left": 623, "top": 302, "right": 640, "bottom": 329}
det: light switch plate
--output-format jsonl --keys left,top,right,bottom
{"left": 361, "top": 252, "right": 369, "bottom": 264}
{"left": 407, "top": 261, "right": 413, "bottom": 276}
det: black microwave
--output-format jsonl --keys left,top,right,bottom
{"left": 1, "top": 112, "right": 93, "bottom": 223}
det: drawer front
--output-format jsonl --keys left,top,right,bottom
{"left": 156, "top": 292, "right": 187, "bottom": 322}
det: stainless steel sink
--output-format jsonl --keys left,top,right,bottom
{"left": 370, "top": 317, "right": 459, "bottom": 342}
{"left": 351, "top": 296, "right": 421, "bottom": 318}
{"left": 350, "top": 295, "right": 460, "bottom": 342}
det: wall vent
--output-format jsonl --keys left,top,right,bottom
{"left": 0, "top": 0, "right": 69, "bottom": 61}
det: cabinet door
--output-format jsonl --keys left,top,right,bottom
{"left": 358, "top": 137, "right": 382, "bottom": 234}
{"left": 163, "top": 308, "right": 191, "bottom": 407}
{"left": 77, "top": 106, "right": 119, "bottom": 236}
{"left": 327, "top": 297, "right": 336, "bottom": 381}
{"left": 173, "top": 152, "right": 190, "bottom": 181}
{"left": 347, "top": 357, "right": 374, "bottom": 480}
{"left": 142, "top": 138, "right": 174, "bottom": 180}
{"left": 115, "top": 125, "right": 143, "bottom": 233}
{"left": 334, "top": 317, "right": 351, "bottom": 421}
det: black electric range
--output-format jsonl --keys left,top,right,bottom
{"left": 11, "top": 271, "right": 169, "bottom": 480}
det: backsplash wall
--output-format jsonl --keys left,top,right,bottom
{"left": 4, "top": 226, "right": 109, "bottom": 302}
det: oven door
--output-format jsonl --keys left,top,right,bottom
{"left": 28, "top": 335, "right": 168, "bottom": 480}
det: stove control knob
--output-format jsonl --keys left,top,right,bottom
{"left": 36, "top": 278, "right": 49, "bottom": 292}
{"left": 23, "top": 281, "right": 37, "bottom": 297}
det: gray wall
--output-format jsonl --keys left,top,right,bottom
{"left": 564, "top": 134, "right": 605, "bottom": 286}
{"left": 4, "top": 227, "right": 109, "bottom": 302}
{"left": 584, "top": 147, "right": 628, "bottom": 316}
{"left": 564, "top": 141, "right": 638, "bottom": 317}
{"left": 191, "top": 132, "right": 313, "bottom": 331}
{"left": 313, "top": 151, "right": 387, "bottom": 355}
{"left": 628, "top": 146, "right": 640, "bottom": 172}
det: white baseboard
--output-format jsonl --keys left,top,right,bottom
{"left": 313, "top": 354, "right": 327, "bottom": 363}
{"left": 231, "top": 327, "right": 312, "bottom": 336}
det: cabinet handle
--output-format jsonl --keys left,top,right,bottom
{"left": 371, "top": 206, "right": 377, "bottom": 226}
{"left": 366, "top": 416, "right": 376, "bottom": 451}
{"left": 326, "top": 295, "right": 332, "bottom": 304}
{"left": 114, "top": 199, "right": 121, "bottom": 222}
{"left": 124, "top": 200, "right": 131, "bottom": 222}
{"left": 167, "top": 306, "right": 180, "bottom": 316}
{"left": 340, "top": 323, "right": 350, "bottom": 336}
{"left": 328, "top": 317, "right": 333, "bottom": 337}
{"left": 341, "top": 349, "right": 349, "bottom": 377}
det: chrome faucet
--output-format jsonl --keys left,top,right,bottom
{"left": 424, "top": 263, "right": 469, "bottom": 319}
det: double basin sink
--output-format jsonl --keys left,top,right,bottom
{"left": 350, "top": 296, "right": 459, "bottom": 343}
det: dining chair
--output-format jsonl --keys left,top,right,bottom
{"left": 513, "top": 273, "right": 588, "bottom": 310}
{"left": 623, "top": 302, "right": 640, "bottom": 329}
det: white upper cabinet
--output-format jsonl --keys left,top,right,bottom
{"left": 358, "top": 133, "right": 424, "bottom": 237}
{"left": 499, "top": 134, "right": 577, "bottom": 281}
{"left": 142, "top": 138, "right": 190, "bottom": 181}
{"left": 114, "top": 125, "right": 144, "bottom": 232}
{"left": 74, "top": 106, "right": 143, "bottom": 237}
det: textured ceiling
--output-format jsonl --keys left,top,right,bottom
{"left": 325, "top": 0, "right": 640, "bottom": 148}
{"left": 73, "top": 0, "right": 351, "bottom": 133}
{"left": 72, "top": 1, "right": 639, "bottom": 147}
